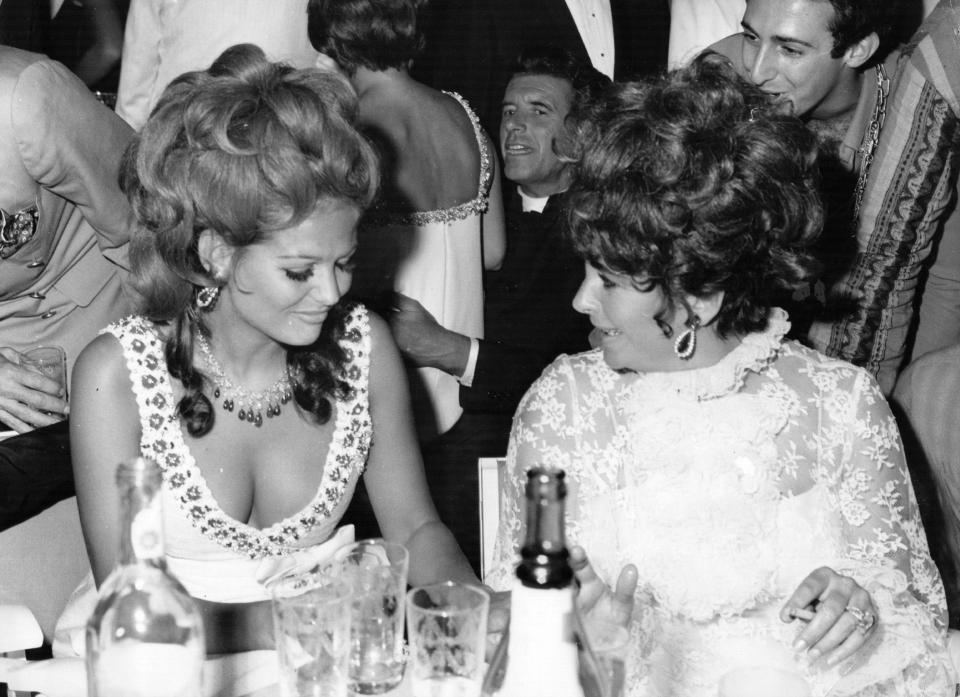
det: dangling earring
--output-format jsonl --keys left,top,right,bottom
{"left": 673, "top": 314, "right": 701, "bottom": 360}
{"left": 196, "top": 285, "right": 220, "bottom": 310}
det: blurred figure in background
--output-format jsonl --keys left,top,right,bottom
{"left": 667, "top": 0, "right": 744, "bottom": 69}
{"left": 46, "top": 0, "right": 129, "bottom": 100}
{"left": 415, "top": 0, "right": 669, "bottom": 139}
{"left": 391, "top": 47, "right": 604, "bottom": 573}
{"left": 309, "top": 0, "right": 505, "bottom": 442}
{"left": 0, "top": 47, "right": 134, "bottom": 528}
{"left": 115, "top": 0, "right": 324, "bottom": 130}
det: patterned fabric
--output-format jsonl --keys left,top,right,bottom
{"left": 489, "top": 309, "right": 954, "bottom": 697}
{"left": 103, "top": 306, "right": 372, "bottom": 561}
{"left": 807, "top": 1, "right": 960, "bottom": 395}
{"left": 366, "top": 92, "right": 492, "bottom": 227}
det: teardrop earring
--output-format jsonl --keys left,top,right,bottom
{"left": 673, "top": 315, "right": 701, "bottom": 360}
{"left": 195, "top": 285, "right": 221, "bottom": 310}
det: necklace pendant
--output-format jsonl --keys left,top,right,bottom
{"left": 238, "top": 408, "right": 246, "bottom": 421}
{"left": 254, "top": 412, "right": 263, "bottom": 427}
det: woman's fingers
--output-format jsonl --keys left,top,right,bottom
{"left": 610, "top": 564, "right": 638, "bottom": 626}
{"left": 782, "top": 567, "right": 877, "bottom": 665}
{"left": 780, "top": 566, "right": 831, "bottom": 623}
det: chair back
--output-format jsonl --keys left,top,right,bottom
{"left": 0, "top": 497, "right": 90, "bottom": 642}
{"left": 478, "top": 457, "right": 506, "bottom": 582}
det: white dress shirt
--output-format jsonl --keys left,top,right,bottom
{"left": 116, "top": 0, "right": 323, "bottom": 130}
{"left": 668, "top": 0, "right": 745, "bottom": 69}
{"left": 564, "top": 0, "right": 615, "bottom": 78}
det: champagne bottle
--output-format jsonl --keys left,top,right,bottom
{"left": 482, "top": 467, "right": 608, "bottom": 697}
{"left": 85, "top": 457, "right": 205, "bottom": 697}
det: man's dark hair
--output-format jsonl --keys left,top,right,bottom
{"left": 511, "top": 46, "right": 611, "bottom": 112}
{"left": 823, "top": 0, "right": 902, "bottom": 59}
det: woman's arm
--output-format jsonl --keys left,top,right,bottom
{"left": 362, "top": 312, "right": 477, "bottom": 586}
{"left": 785, "top": 368, "right": 952, "bottom": 677}
{"left": 70, "top": 333, "right": 143, "bottom": 582}
{"left": 71, "top": 333, "right": 274, "bottom": 655}
{"left": 482, "top": 134, "right": 506, "bottom": 271}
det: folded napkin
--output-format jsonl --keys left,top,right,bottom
{"left": 0, "top": 603, "right": 43, "bottom": 653}
{"left": 255, "top": 524, "right": 355, "bottom": 589}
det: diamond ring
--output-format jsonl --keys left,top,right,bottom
{"left": 844, "top": 605, "right": 876, "bottom": 634}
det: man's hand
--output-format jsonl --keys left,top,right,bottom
{"left": 0, "top": 348, "right": 69, "bottom": 432}
{"left": 387, "top": 293, "right": 472, "bottom": 377}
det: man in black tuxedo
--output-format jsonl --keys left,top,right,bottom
{"left": 415, "top": 0, "right": 668, "bottom": 135}
{"left": 388, "top": 48, "right": 607, "bottom": 573}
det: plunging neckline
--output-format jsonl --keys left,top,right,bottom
{"left": 107, "top": 309, "right": 373, "bottom": 559}
{"left": 169, "top": 388, "right": 346, "bottom": 537}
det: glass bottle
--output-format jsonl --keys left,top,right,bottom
{"left": 85, "top": 457, "right": 205, "bottom": 697}
{"left": 482, "top": 467, "right": 608, "bottom": 697}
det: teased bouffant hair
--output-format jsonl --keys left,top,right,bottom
{"left": 122, "top": 43, "right": 379, "bottom": 437}
{"left": 307, "top": 0, "right": 426, "bottom": 75}
{"left": 564, "top": 52, "right": 822, "bottom": 339}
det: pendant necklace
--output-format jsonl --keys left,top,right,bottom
{"left": 852, "top": 64, "right": 889, "bottom": 220}
{"left": 196, "top": 332, "right": 293, "bottom": 427}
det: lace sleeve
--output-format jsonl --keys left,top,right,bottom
{"left": 810, "top": 368, "right": 954, "bottom": 694}
{"left": 485, "top": 359, "right": 582, "bottom": 588}
{"left": 826, "top": 369, "right": 948, "bottom": 634}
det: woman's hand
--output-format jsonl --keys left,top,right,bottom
{"left": 0, "top": 348, "right": 68, "bottom": 432}
{"left": 781, "top": 566, "right": 877, "bottom": 667}
{"left": 570, "top": 545, "right": 638, "bottom": 628}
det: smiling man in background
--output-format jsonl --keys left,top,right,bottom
{"left": 713, "top": 0, "right": 960, "bottom": 395}
{"left": 385, "top": 48, "right": 606, "bottom": 573}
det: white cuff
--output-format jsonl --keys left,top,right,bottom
{"left": 458, "top": 338, "right": 480, "bottom": 387}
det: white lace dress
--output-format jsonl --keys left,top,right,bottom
{"left": 488, "top": 309, "right": 954, "bottom": 697}
{"left": 356, "top": 92, "right": 492, "bottom": 439}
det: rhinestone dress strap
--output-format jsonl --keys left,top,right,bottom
{"left": 101, "top": 306, "right": 373, "bottom": 558}
{"left": 372, "top": 91, "right": 492, "bottom": 226}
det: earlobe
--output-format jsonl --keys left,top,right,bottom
{"left": 844, "top": 32, "right": 880, "bottom": 70}
{"left": 686, "top": 291, "right": 725, "bottom": 327}
{"left": 197, "top": 229, "right": 233, "bottom": 278}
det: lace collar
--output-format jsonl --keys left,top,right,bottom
{"left": 621, "top": 308, "right": 790, "bottom": 402}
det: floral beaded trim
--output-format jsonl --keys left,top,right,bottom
{"left": 367, "top": 92, "right": 492, "bottom": 227}
{"left": 102, "top": 306, "right": 373, "bottom": 559}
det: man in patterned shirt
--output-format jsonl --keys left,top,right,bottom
{"left": 713, "top": 0, "right": 960, "bottom": 395}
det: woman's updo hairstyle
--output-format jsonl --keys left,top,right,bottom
{"left": 564, "top": 52, "right": 823, "bottom": 338}
{"left": 307, "top": 0, "right": 426, "bottom": 75}
{"left": 122, "top": 43, "right": 379, "bottom": 436}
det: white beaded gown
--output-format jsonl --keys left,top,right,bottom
{"left": 54, "top": 305, "right": 372, "bottom": 657}
{"left": 354, "top": 92, "right": 492, "bottom": 440}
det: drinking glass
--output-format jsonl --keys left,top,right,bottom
{"left": 406, "top": 582, "right": 489, "bottom": 697}
{"left": 328, "top": 539, "right": 409, "bottom": 694}
{"left": 21, "top": 345, "right": 68, "bottom": 398}
{"left": 270, "top": 571, "right": 353, "bottom": 697}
